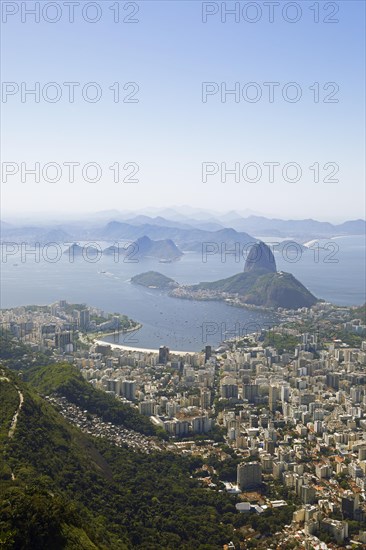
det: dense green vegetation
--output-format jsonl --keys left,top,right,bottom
{"left": 348, "top": 304, "right": 366, "bottom": 324}
{"left": 131, "top": 271, "right": 178, "bottom": 289}
{"left": 246, "top": 505, "right": 295, "bottom": 537}
{"left": 263, "top": 332, "right": 299, "bottom": 354}
{"left": 23, "top": 305, "right": 49, "bottom": 313}
{"left": 0, "top": 370, "right": 119, "bottom": 549}
{"left": 26, "top": 363, "right": 156, "bottom": 436}
{"left": 0, "top": 331, "right": 155, "bottom": 436}
{"left": 0, "top": 332, "right": 52, "bottom": 371}
{"left": 331, "top": 330, "right": 364, "bottom": 348}
{"left": 282, "top": 316, "right": 365, "bottom": 348}
{"left": 0, "top": 368, "right": 239, "bottom": 549}
{"left": 0, "top": 379, "right": 19, "bottom": 438}
{"left": 193, "top": 271, "right": 318, "bottom": 308}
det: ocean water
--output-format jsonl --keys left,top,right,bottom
{"left": 1, "top": 235, "right": 364, "bottom": 351}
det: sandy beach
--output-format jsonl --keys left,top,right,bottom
{"left": 94, "top": 339, "right": 198, "bottom": 356}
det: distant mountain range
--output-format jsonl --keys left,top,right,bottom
{"left": 1, "top": 211, "right": 364, "bottom": 248}
{"left": 225, "top": 216, "right": 366, "bottom": 239}
{"left": 99, "top": 221, "right": 253, "bottom": 252}
{"left": 100, "top": 213, "right": 366, "bottom": 238}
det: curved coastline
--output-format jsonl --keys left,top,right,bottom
{"left": 86, "top": 323, "right": 143, "bottom": 341}
{"left": 94, "top": 338, "right": 198, "bottom": 356}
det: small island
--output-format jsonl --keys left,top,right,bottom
{"left": 131, "top": 271, "right": 179, "bottom": 290}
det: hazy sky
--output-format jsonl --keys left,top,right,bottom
{"left": 1, "top": 0, "right": 365, "bottom": 221}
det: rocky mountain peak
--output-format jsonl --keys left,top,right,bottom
{"left": 244, "top": 241, "right": 277, "bottom": 274}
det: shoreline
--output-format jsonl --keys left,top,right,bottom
{"left": 134, "top": 281, "right": 280, "bottom": 313}
{"left": 85, "top": 323, "right": 143, "bottom": 341}
{"left": 169, "top": 292, "right": 279, "bottom": 313}
{"left": 94, "top": 338, "right": 198, "bottom": 356}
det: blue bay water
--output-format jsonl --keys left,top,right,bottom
{"left": 1, "top": 235, "right": 364, "bottom": 351}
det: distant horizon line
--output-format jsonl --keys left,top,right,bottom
{"left": 1, "top": 207, "right": 365, "bottom": 226}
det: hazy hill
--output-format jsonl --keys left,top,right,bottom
{"left": 36, "top": 229, "right": 72, "bottom": 244}
{"left": 133, "top": 236, "right": 183, "bottom": 260}
{"left": 125, "top": 215, "right": 194, "bottom": 230}
{"left": 100, "top": 221, "right": 253, "bottom": 252}
{"left": 104, "top": 236, "right": 183, "bottom": 261}
{"left": 63, "top": 243, "right": 100, "bottom": 257}
{"left": 1, "top": 213, "right": 364, "bottom": 246}
{"left": 123, "top": 214, "right": 224, "bottom": 232}
{"left": 225, "top": 216, "right": 366, "bottom": 239}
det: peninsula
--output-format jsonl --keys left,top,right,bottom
{"left": 132, "top": 242, "right": 318, "bottom": 310}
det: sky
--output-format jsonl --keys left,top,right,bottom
{"left": 1, "top": 0, "right": 365, "bottom": 222}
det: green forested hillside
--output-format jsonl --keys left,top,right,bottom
{"left": 0, "top": 379, "right": 19, "bottom": 438}
{"left": 0, "top": 367, "right": 238, "bottom": 549}
{"left": 26, "top": 362, "right": 155, "bottom": 436}
{"left": 0, "top": 335, "right": 241, "bottom": 548}
{"left": 0, "top": 332, "right": 155, "bottom": 436}
{"left": 194, "top": 271, "right": 318, "bottom": 308}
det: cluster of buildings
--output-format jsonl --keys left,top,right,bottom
{"left": 62, "top": 308, "right": 366, "bottom": 546}
{"left": 170, "top": 286, "right": 274, "bottom": 312}
{"left": 2, "top": 299, "right": 366, "bottom": 547}
{"left": 344, "top": 319, "right": 366, "bottom": 335}
{"left": 0, "top": 300, "right": 136, "bottom": 353}
{"left": 215, "top": 308, "right": 366, "bottom": 546}
{"left": 45, "top": 395, "right": 163, "bottom": 453}
{"left": 76, "top": 343, "right": 216, "bottom": 437}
